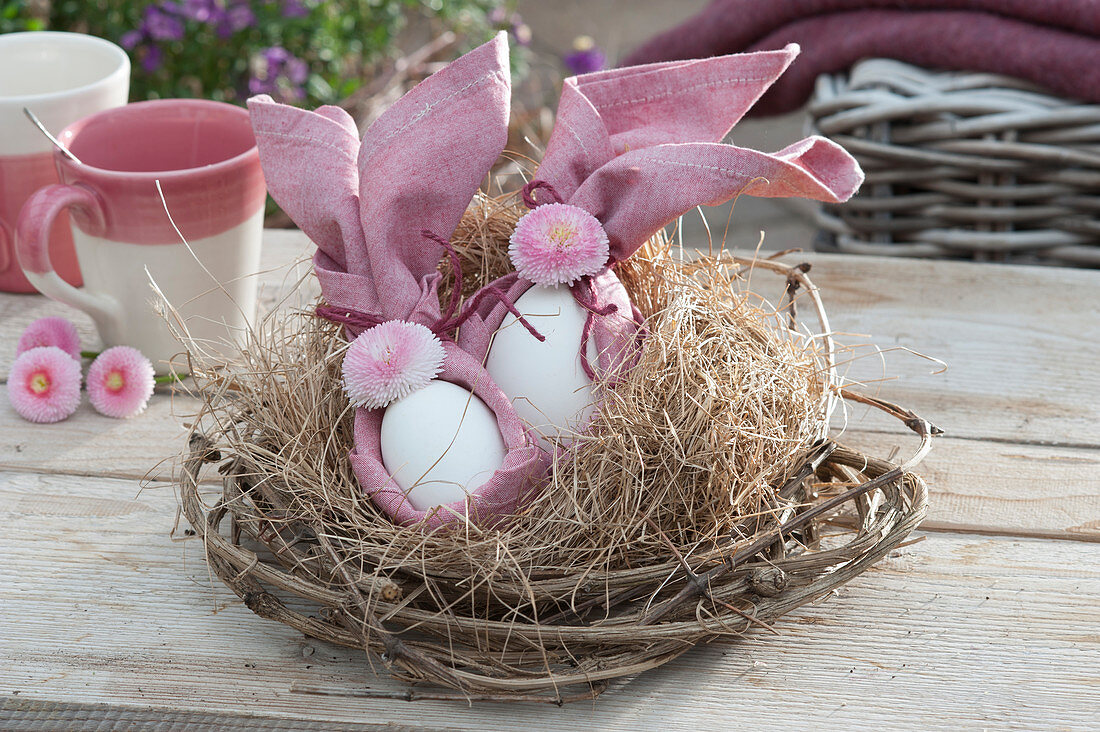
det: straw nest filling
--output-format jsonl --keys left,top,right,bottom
{"left": 177, "top": 194, "right": 932, "bottom": 701}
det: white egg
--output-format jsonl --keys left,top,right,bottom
{"left": 485, "top": 285, "right": 598, "bottom": 448}
{"left": 380, "top": 380, "right": 505, "bottom": 512}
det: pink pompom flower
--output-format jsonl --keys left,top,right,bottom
{"left": 342, "top": 320, "right": 445, "bottom": 410}
{"left": 8, "top": 346, "right": 82, "bottom": 423}
{"left": 509, "top": 202, "right": 609, "bottom": 287}
{"left": 17, "top": 316, "right": 82, "bottom": 360}
{"left": 86, "top": 346, "right": 156, "bottom": 419}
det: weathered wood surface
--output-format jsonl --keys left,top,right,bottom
{"left": 1, "top": 394, "right": 1095, "bottom": 542}
{"left": 4, "top": 231, "right": 1099, "bottom": 450}
{"left": 800, "top": 253, "right": 1100, "bottom": 449}
{"left": 1, "top": 229, "right": 1098, "bottom": 728}
{"left": 6, "top": 232, "right": 1099, "bottom": 449}
{"left": 1, "top": 470, "right": 1097, "bottom": 731}
{"left": 852, "top": 431, "right": 1099, "bottom": 541}
{"left": 2, "top": 231, "right": 1097, "bottom": 540}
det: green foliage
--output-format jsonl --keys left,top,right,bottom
{"left": 3, "top": 1, "right": 522, "bottom": 107}
{"left": 1, "top": 1, "right": 46, "bottom": 32}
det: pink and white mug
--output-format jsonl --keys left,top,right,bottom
{"left": 0, "top": 31, "right": 129, "bottom": 292}
{"left": 16, "top": 99, "right": 267, "bottom": 373}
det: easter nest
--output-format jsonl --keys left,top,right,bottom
{"left": 176, "top": 194, "right": 937, "bottom": 703}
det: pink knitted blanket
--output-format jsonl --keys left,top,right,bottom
{"left": 624, "top": 1, "right": 1100, "bottom": 115}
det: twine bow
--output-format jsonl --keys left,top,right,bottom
{"left": 522, "top": 178, "right": 649, "bottom": 380}
{"left": 521, "top": 179, "right": 564, "bottom": 209}
{"left": 315, "top": 231, "right": 546, "bottom": 344}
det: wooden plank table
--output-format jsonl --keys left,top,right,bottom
{"left": 2, "top": 229, "right": 1098, "bottom": 730}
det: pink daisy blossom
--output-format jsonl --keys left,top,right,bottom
{"left": 342, "top": 320, "right": 445, "bottom": 410}
{"left": 86, "top": 346, "right": 156, "bottom": 419}
{"left": 17, "top": 317, "right": 82, "bottom": 360}
{"left": 509, "top": 202, "right": 609, "bottom": 287}
{"left": 8, "top": 346, "right": 82, "bottom": 423}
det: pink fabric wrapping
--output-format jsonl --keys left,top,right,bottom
{"left": 350, "top": 341, "right": 547, "bottom": 527}
{"left": 624, "top": 1, "right": 1100, "bottom": 116}
{"left": 537, "top": 46, "right": 800, "bottom": 215}
{"left": 248, "top": 34, "right": 550, "bottom": 530}
{"left": 249, "top": 34, "right": 510, "bottom": 329}
{"left": 459, "top": 45, "right": 864, "bottom": 380}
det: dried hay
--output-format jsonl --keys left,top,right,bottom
{"left": 176, "top": 193, "right": 934, "bottom": 702}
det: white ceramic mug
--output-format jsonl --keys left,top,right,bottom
{"left": 0, "top": 31, "right": 129, "bottom": 292}
{"left": 16, "top": 99, "right": 267, "bottom": 373}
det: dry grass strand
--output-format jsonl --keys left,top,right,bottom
{"left": 175, "top": 195, "right": 931, "bottom": 701}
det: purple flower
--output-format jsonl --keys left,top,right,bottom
{"left": 281, "top": 0, "right": 310, "bottom": 19}
{"left": 563, "top": 48, "right": 606, "bottom": 76}
{"left": 489, "top": 8, "right": 531, "bottom": 47}
{"left": 563, "top": 37, "right": 606, "bottom": 76}
{"left": 141, "top": 44, "right": 164, "bottom": 73}
{"left": 217, "top": 2, "right": 255, "bottom": 37}
{"left": 512, "top": 20, "right": 532, "bottom": 47}
{"left": 119, "top": 29, "right": 144, "bottom": 49}
{"left": 250, "top": 46, "right": 309, "bottom": 102}
{"left": 181, "top": 0, "right": 219, "bottom": 22}
{"left": 143, "top": 5, "right": 185, "bottom": 42}
{"left": 248, "top": 75, "right": 273, "bottom": 95}
{"left": 285, "top": 57, "right": 308, "bottom": 85}
{"left": 227, "top": 3, "right": 255, "bottom": 30}
{"left": 261, "top": 46, "right": 290, "bottom": 66}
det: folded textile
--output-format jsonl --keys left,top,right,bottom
{"left": 249, "top": 35, "right": 550, "bottom": 529}
{"left": 458, "top": 45, "right": 864, "bottom": 383}
{"left": 625, "top": 1, "right": 1100, "bottom": 115}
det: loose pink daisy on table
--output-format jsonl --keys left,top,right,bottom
{"left": 8, "top": 346, "right": 82, "bottom": 423}
{"left": 17, "top": 316, "right": 82, "bottom": 360}
{"left": 509, "top": 202, "right": 609, "bottom": 287}
{"left": 342, "top": 320, "right": 445, "bottom": 410}
{"left": 86, "top": 346, "right": 156, "bottom": 419}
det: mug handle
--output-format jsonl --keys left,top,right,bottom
{"left": 15, "top": 184, "right": 122, "bottom": 328}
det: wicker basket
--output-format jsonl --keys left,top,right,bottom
{"left": 179, "top": 436, "right": 928, "bottom": 702}
{"left": 809, "top": 59, "right": 1100, "bottom": 267}
{"left": 176, "top": 251, "right": 936, "bottom": 703}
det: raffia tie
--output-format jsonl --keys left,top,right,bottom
{"left": 521, "top": 179, "right": 564, "bottom": 208}
{"left": 315, "top": 231, "right": 546, "bottom": 344}
{"left": 522, "top": 178, "right": 650, "bottom": 378}
{"left": 571, "top": 275, "right": 619, "bottom": 380}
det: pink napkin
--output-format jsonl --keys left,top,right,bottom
{"left": 248, "top": 34, "right": 549, "bottom": 530}
{"left": 247, "top": 40, "right": 864, "bottom": 529}
{"left": 459, "top": 44, "right": 864, "bottom": 380}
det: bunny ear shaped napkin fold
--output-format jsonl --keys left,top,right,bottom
{"left": 459, "top": 45, "right": 864, "bottom": 380}
{"left": 249, "top": 34, "right": 550, "bottom": 530}
{"left": 569, "top": 136, "right": 862, "bottom": 261}
{"left": 536, "top": 45, "right": 801, "bottom": 208}
{"left": 248, "top": 33, "right": 513, "bottom": 331}
{"left": 537, "top": 43, "right": 864, "bottom": 263}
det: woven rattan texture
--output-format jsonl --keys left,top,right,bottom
{"left": 180, "top": 437, "right": 928, "bottom": 702}
{"left": 176, "top": 251, "right": 936, "bottom": 703}
{"left": 810, "top": 59, "right": 1100, "bottom": 267}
